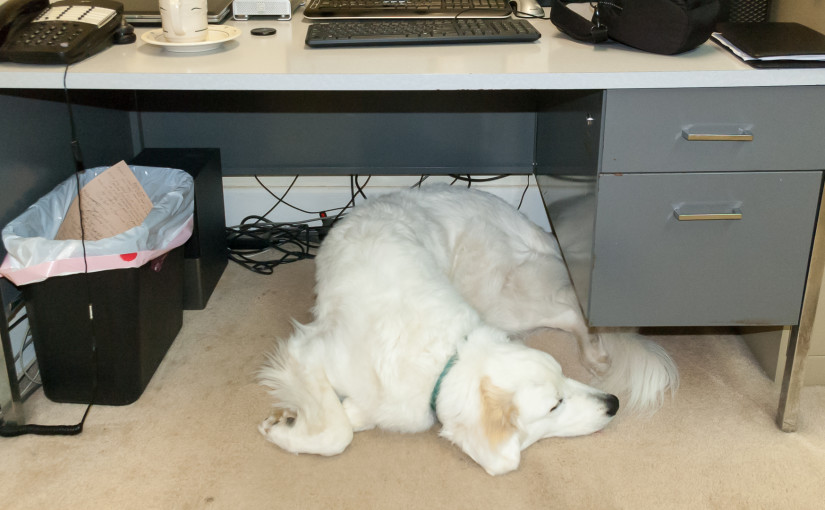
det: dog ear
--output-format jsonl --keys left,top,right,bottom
{"left": 480, "top": 376, "right": 519, "bottom": 449}
{"left": 464, "top": 377, "right": 522, "bottom": 475}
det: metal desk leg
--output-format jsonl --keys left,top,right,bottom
{"left": 1, "top": 298, "right": 25, "bottom": 427}
{"left": 777, "top": 184, "right": 825, "bottom": 432}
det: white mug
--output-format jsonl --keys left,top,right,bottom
{"left": 159, "top": 0, "right": 209, "bottom": 43}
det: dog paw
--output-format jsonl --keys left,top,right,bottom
{"left": 259, "top": 408, "right": 297, "bottom": 436}
{"left": 258, "top": 419, "right": 274, "bottom": 437}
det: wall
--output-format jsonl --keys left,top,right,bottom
{"left": 771, "top": 0, "right": 825, "bottom": 33}
{"left": 222, "top": 175, "right": 551, "bottom": 232}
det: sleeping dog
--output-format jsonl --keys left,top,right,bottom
{"left": 258, "top": 185, "right": 677, "bottom": 475}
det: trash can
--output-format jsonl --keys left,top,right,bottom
{"left": 22, "top": 247, "right": 184, "bottom": 405}
{"left": 1, "top": 164, "right": 194, "bottom": 405}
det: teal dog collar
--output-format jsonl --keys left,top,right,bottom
{"left": 430, "top": 353, "right": 459, "bottom": 414}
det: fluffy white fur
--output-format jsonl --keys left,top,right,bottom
{"left": 258, "top": 185, "right": 678, "bottom": 475}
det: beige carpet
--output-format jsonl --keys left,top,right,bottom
{"left": 5, "top": 260, "right": 825, "bottom": 509}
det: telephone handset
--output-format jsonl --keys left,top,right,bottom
{"left": 0, "top": 0, "right": 124, "bottom": 65}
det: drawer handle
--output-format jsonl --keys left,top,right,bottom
{"left": 674, "top": 208, "right": 743, "bottom": 221}
{"left": 681, "top": 127, "right": 754, "bottom": 142}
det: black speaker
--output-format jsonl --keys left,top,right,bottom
{"left": 130, "top": 148, "right": 228, "bottom": 310}
{"left": 719, "top": 0, "right": 771, "bottom": 23}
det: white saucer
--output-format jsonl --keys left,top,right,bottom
{"left": 141, "top": 26, "right": 241, "bottom": 53}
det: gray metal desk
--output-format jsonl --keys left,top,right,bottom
{"left": 2, "top": 13, "right": 825, "bottom": 430}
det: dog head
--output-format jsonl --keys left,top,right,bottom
{"left": 436, "top": 328, "right": 618, "bottom": 476}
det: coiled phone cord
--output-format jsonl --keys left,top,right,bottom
{"left": 0, "top": 63, "right": 97, "bottom": 437}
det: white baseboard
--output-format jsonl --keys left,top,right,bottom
{"left": 222, "top": 175, "right": 551, "bottom": 231}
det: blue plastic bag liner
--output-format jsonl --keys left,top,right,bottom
{"left": 1, "top": 165, "right": 194, "bottom": 286}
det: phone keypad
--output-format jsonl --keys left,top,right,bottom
{"left": 15, "top": 22, "right": 88, "bottom": 49}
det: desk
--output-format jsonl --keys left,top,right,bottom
{"left": 2, "top": 13, "right": 825, "bottom": 430}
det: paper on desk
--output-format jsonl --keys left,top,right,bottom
{"left": 55, "top": 161, "right": 154, "bottom": 241}
{"left": 712, "top": 32, "right": 825, "bottom": 61}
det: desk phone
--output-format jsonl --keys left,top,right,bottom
{"left": 0, "top": 0, "right": 123, "bottom": 65}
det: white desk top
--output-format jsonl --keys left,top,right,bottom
{"left": 2, "top": 13, "right": 825, "bottom": 91}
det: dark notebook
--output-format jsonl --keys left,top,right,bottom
{"left": 712, "top": 22, "right": 825, "bottom": 68}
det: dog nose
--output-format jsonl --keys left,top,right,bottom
{"left": 604, "top": 394, "right": 620, "bottom": 416}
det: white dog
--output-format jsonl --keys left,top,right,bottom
{"left": 258, "top": 185, "right": 677, "bottom": 476}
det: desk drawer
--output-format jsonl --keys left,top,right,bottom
{"left": 602, "top": 88, "right": 825, "bottom": 173}
{"left": 585, "top": 171, "right": 821, "bottom": 326}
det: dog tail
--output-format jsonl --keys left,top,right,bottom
{"left": 258, "top": 334, "right": 353, "bottom": 455}
{"left": 594, "top": 331, "right": 679, "bottom": 415}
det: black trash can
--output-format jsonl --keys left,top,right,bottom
{"left": 23, "top": 247, "right": 184, "bottom": 405}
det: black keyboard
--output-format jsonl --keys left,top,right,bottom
{"left": 304, "top": 0, "right": 513, "bottom": 19}
{"left": 305, "top": 18, "right": 540, "bottom": 47}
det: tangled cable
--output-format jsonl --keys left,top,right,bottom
{"left": 226, "top": 216, "right": 326, "bottom": 275}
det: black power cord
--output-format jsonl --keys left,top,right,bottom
{"left": 226, "top": 173, "right": 535, "bottom": 276}
{"left": 0, "top": 403, "right": 93, "bottom": 437}
{"left": 226, "top": 217, "right": 324, "bottom": 275}
{"left": 226, "top": 175, "right": 375, "bottom": 275}
{"left": 448, "top": 174, "right": 509, "bottom": 185}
